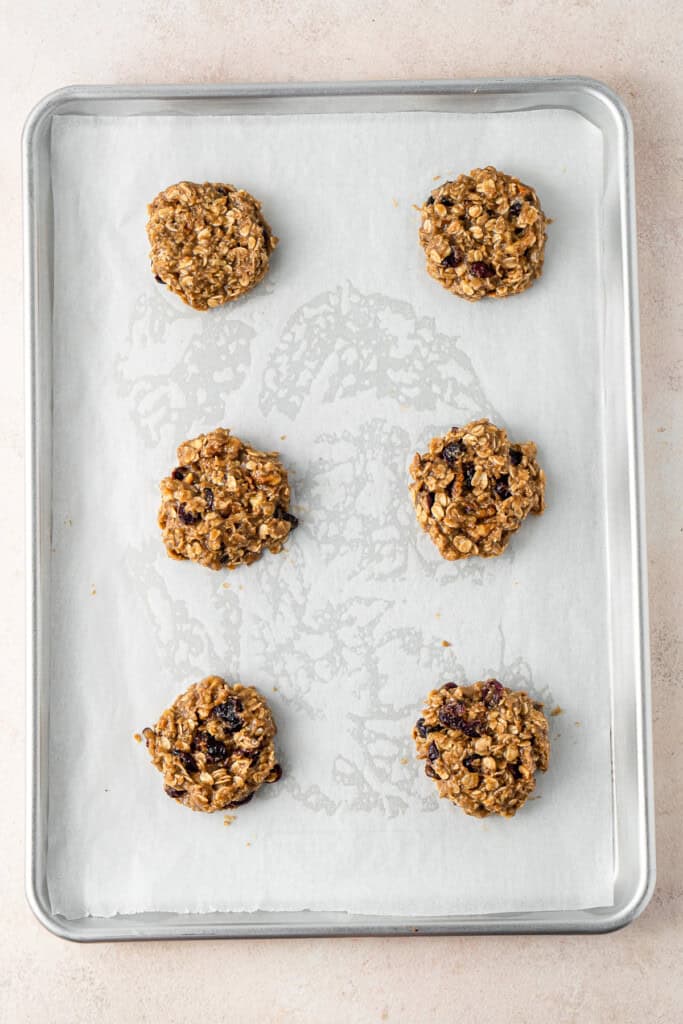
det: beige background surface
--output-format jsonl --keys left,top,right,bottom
{"left": 1, "top": 1, "right": 681, "bottom": 1021}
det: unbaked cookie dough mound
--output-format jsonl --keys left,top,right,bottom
{"left": 418, "top": 166, "right": 549, "bottom": 301}
{"left": 142, "top": 676, "right": 281, "bottom": 813}
{"left": 147, "top": 181, "right": 278, "bottom": 310}
{"left": 409, "top": 418, "right": 545, "bottom": 560}
{"left": 159, "top": 427, "right": 298, "bottom": 571}
{"left": 413, "top": 679, "right": 550, "bottom": 818}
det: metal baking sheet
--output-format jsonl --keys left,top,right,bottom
{"left": 24, "top": 78, "right": 654, "bottom": 940}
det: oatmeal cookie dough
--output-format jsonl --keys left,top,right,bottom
{"left": 409, "top": 418, "right": 545, "bottom": 560}
{"left": 147, "top": 181, "right": 278, "bottom": 310}
{"left": 142, "top": 676, "right": 281, "bottom": 813}
{"left": 418, "top": 166, "right": 549, "bottom": 301}
{"left": 159, "top": 427, "right": 298, "bottom": 571}
{"left": 413, "top": 679, "right": 550, "bottom": 818}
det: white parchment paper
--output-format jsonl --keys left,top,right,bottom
{"left": 47, "top": 108, "right": 613, "bottom": 918}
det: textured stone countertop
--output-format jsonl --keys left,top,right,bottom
{"left": 1, "top": 1, "right": 680, "bottom": 1020}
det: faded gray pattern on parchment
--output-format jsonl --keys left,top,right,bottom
{"left": 125, "top": 539, "right": 231, "bottom": 678}
{"left": 260, "top": 282, "right": 493, "bottom": 417}
{"left": 115, "top": 291, "right": 254, "bottom": 445}
{"left": 116, "top": 282, "right": 536, "bottom": 819}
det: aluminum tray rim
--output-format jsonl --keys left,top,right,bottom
{"left": 24, "top": 75, "right": 654, "bottom": 941}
